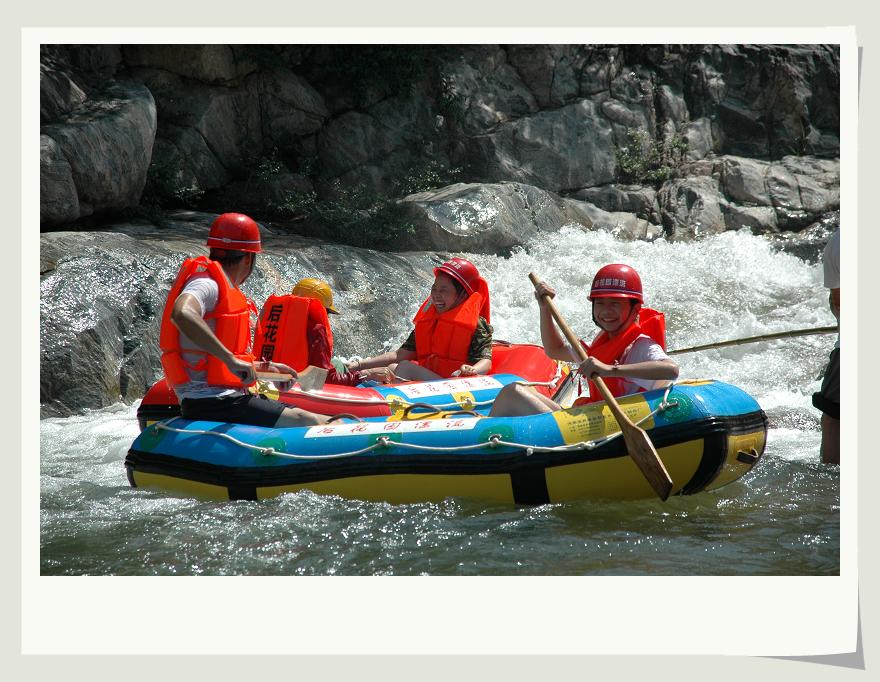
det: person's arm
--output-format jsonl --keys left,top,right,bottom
{"left": 578, "top": 357, "right": 680, "bottom": 381}
{"left": 348, "top": 331, "right": 417, "bottom": 373}
{"left": 534, "top": 282, "right": 577, "bottom": 362}
{"left": 829, "top": 288, "right": 840, "bottom": 322}
{"left": 170, "top": 293, "right": 256, "bottom": 384}
{"left": 455, "top": 358, "right": 492, "bottom": 377}
{"left": 307, "top": 323, "right": 360, "bottom": 387}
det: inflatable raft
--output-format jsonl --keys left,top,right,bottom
{"left": 136, "top": 342, "right": 565, "bottom": 429}
{"left": 126, "top": 379, "right": 767, "bottom": 504}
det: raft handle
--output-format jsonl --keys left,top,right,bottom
{"left": 736, "top": 448, "right": 760, "bottom": 465}
{"left": 326, "top": 413, "right": 365, "bottom": 423}
{"left": 401, "top": 403, "right": 443, "bottom": 419}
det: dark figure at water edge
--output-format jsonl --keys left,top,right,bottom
{"left": 159, "top": 212, "right": 330, "bottom": 427}
{"left": 350, "top": 257, "right": 494, "bottom": 383}
{"left": 490, "top": 264, "right": 679, "bottom": 416}
{"left": 812, "top": 229, "right": 840, "bottom": 464}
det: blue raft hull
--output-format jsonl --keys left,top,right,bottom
{"left": 125, "top": 379, "right": 767, "bottom": 503}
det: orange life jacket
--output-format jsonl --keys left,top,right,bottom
{"left": 575, "top": 307, "right": 667, "bottom": 404}
{"left": 412, "top": 291, "right": 485, "bottom": 378}
{"left": 159, "top": 256, "right": 257, "bottom": 390}
{"left": 253, "top": 294, "right": 333, "bottom": 371}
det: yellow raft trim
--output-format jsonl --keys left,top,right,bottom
{"left": 131, "top": 471, "right": 231, "bottom": 501}
{"left": 706, "top": 429, "right": 767, "bottom": 491}
{"left": 551, "top": 393, "right": 655, "bottom": 444}
{"left": 545, "top": 438, "right": 704, "bottom": 501}
{"left": 256, "top": 472, "right": 516, "bottom": 504}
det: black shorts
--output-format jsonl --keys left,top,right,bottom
{"left": 180, "top": 393, "right": 287, "bottom": 427}
{"left": 812, "top": 347, "right": 840, "bottom": 419}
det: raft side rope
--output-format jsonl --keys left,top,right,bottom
{"left": 153, "top": 385, "right": 679, "bottom": 461}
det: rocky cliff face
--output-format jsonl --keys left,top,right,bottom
{"left": 40, "top": 44, "right": 839, "bottom": 246}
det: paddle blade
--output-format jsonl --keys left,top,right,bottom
{"left": 620, "top": 425, "right": 674, "bottom": 501}
{"left": 297, "top": 365, "right": 329, "bottom": 392}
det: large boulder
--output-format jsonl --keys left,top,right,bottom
{"left": 505, "top": 45, "right": 583, "bottom": 108}
{"left": 657, "top": 176, "right": 728, "bottom": 240}
{"left": 41, "top": 81, "right": 157, "bottom": 225}
{"left": 122, "top": 45, "right": 251, "bottom": 84}
{"left": 569, "top": 184, "right": 659, "bottom": 223}
{"left": 466, "top": 99, "right": 618, "bottom": 190}
{"left": 397, "top": 182, "right": 593, "bottom": 254}
{"left": 40, "top": 135, "right": 80, "bottom": 225}
{"left": 685, "top": 44, "right": 839, "bottom": 159}
{"left": 441, "top": 46, "right": 538, "bottom": 135}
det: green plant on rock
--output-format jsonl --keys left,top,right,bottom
{"left": 615, "top": 128, "right": 688, "bottom": 187}
{"left": 395, "top": 157, "right": 463, "bottom": 196}
{"left": 438, "top": 76, "right": 467, "bottom": 126}
{"left": 138, "top": 155, "right": 204, "bottom": 218}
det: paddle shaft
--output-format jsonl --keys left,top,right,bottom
{"left": 528, "top": 273, "right": 673, "bottom": 500}
{"left": 668, "top": 325, "right": 838, "bottom": 355}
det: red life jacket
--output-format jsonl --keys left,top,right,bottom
{"left": 159, "top": 256, "right": 257, "bottom": 390}
{"left": 412, "top": 291, "right": 485, "bottom": 378}
{"left": 575, "top": 307, "right": 666, "bottom": 404}
{"left": 253, "top": 294, "right": 333, "bottom": 371}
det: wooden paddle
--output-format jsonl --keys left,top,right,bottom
{"left": 529, "top": 272, "right": 674, "bottom": 501}
{"left": 667, "top": 325, "right": 838, "bottom": 355}
{"left": 255, "top": 365, "right": 329, "bottom": 392}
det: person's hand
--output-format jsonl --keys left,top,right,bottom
{"left": 358, "top": 367, "right": 395, "bottom": 384}
{"left": 577, "top": 357, "right": 614, "bottom": 378}
{"left": 228, "top": 357, "right": 257, "bottom": 385}
{"left": 533, "top": 281, "right": 556, "bottom": 304}
{"left": 453, "top": 364, "right": 478, "bottom": 377}
{"left": 264, "top": 361, "right": 298, "bottom": 382}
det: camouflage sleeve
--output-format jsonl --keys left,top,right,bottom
{"left": 468, "top": 318, "right": 494, "bottom": 363}
{"left": 399, "top": 328, "right": 417, "bottom": 352}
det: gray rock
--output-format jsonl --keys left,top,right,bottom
{"left": 441, "top": 46, "right": 538, "bottom": 135}
{"left": 657, "top": 85, "right": 689, "bottom": 128}
{"left": 568, "top": 202, "right": 661, "bottom": 241}
{"left": 396, "top": 182, "right": 593, "bottom": 254}
{"left": 720, "top": 156, "right": 772, "bottom": 206}
{"left": 506, "top": 45, "right": 581, "bottom": 108}
{"left": 578, "top": 46, "right": 624, "bottom": 95}
{"left": 41, "top": 81, "right": 157, "bottom": 224}
{"left": 123, "top": 45, "right": 249, "bottom": 84}
{"left": 256, "top": 69, "right": 329, "bottom": 142}
{"left": 468, "top": 99, "right": 617, "bottom": 191}
{"left": 723, "top": 204, "right": 779, "bottom": 233}
{"left": 152, "top": 126, "right": 231, "bottom": 194}
{"left": 681, "top": 117, "right": 720, "bottom": 161}
{"left": 318, "top": 111, "right": 399, "bottom": 178}
{"left": 766, "top": 156, "right": 840, "bottom": 228}
{"left": 568, "top": 184, "right": 659, "bottom": 223}
{"left": 40, "top": 58, "right": 87, "bottom": 124}
{"left": 658, "top": 176, "right": 728, "bottom": 240}
{"left": 40, "top": 135, "right": 80, "bottom": 225}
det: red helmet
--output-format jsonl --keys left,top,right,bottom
{"left": 589, "top": 263, "right": 643, "bottom": 303}
{"left": 206, "top": 213, "right": 262, "bottom": 253}
{"left": 433, "top": 257, "right": 481, "bottom": 294}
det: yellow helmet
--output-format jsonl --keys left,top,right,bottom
{"left": 292, "top": 278, "right": 338, "bottom": 314}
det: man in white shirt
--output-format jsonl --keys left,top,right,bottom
{"left": 160, "top": 212, "right": 329, "bottom": 427}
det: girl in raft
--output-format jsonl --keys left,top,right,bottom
{"left": 489, "top": 263, "right": 679, "bottom": 416}
{"left": 253, "top": 278, "right": 361, "bottom": 386}
{"left": 348, "top": 258, "right": 493, "bottom": 383}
